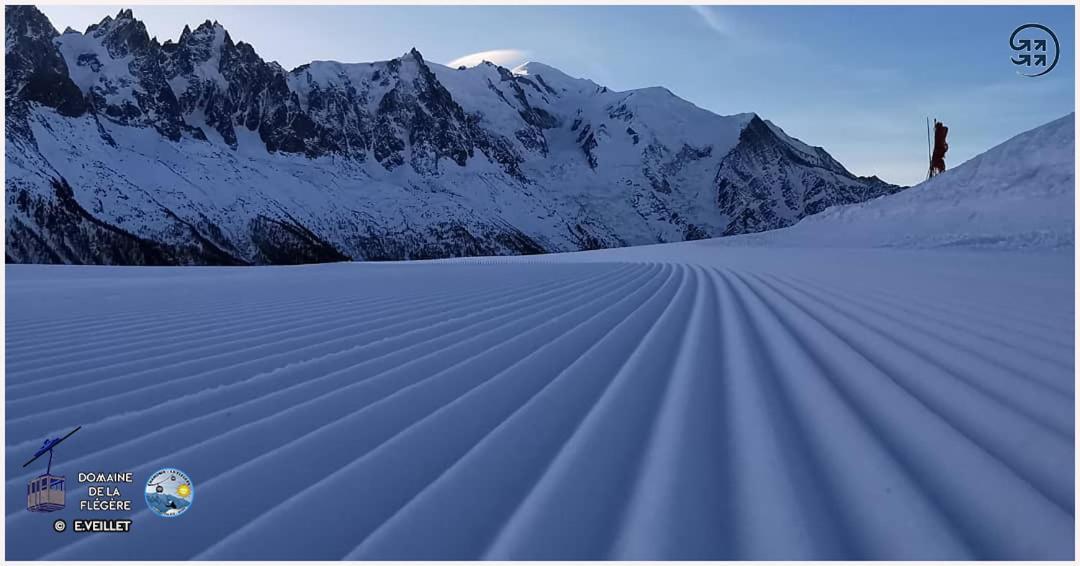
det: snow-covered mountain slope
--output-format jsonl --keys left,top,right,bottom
{"left": 5, "top": 111, "right": 1072, "bottom": 559}
{"left": 5, "top": 5, "right": 901, "bottom": 265}
{"left": 5, "top": 246, "right": 1072, "bottom": 559}
{"left": 547, "top": 112, "right": 1074, "bottom": 261}
{"left": 751, "top": 113, "right": 1075, "bottom": 249}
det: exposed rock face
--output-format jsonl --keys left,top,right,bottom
{"left": 715, "top": 116, "right": 902, "bottom": 235}
{"left": 6, "top": 6, "right": 903, "bottom": 265}
{"left": 5, "top": 5, "right": 86, "bottom": 116}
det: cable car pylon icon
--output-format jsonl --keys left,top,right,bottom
{"left": 23, "top": 426, "right": 80, "bottom": 513}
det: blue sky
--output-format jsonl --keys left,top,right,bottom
{"left": 40, "top": 5, "right": 1074, "bottom": 186}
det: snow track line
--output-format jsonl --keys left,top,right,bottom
{"left": 7, "top": 265, "right": 649, "bottom": 524}
{"left": 6, "top": 265, "right": 607, "bottom": 405}
{"left": 6, "top": 265, "right": 606, "bottom": 393}
{"left": 345, "top": 266, "right": 695, "bottom": 561}
{"left": 724, "top": 269, "right": 1072, "bottom": 560}
{"left": 6, "top": 264, "right": 642, "bottom": 442}
{"left": 346, "top": 267, "right": 698, "bottom": 560}
{"left": 2, "top": 274, "right": 362, "bottom": 332}
{"left": 4, "top": 263, "right": 588, "bottom": 353}
{"left": 778, "top": 272, "right": 1073, "bottom": 374}
{"left": 6, "top": 265, "right": 584, "bottom": 380}
{"left": 482, "top": 266, "right": 698, "bottom": 560}
{"left": 4, "top": 263, "right": 645, "bottom": 478}
{"left": 188, "top": 265, "right": 679, "bottom": 561}
{"left": 36, "top": 265, "right": 672, "bottom": 560}
{"left": 793, "top": 270, "right": 1075, "bottom": 359}
{"left": 7, "top": 284, "right": 408, "bottom": 367}
{"left": 21, "top": 262, "right": 652, "bottom": 553}
{"left": 607, "top": 265, "right": 732, "bottom": 559}
{"left": 761, "top": 273, "right": 1073, "bottom": 437}
{"left": 752, "top": 272, "right": 1074, "bottom": 514}
{"left": 720, "top": 269, "right": 980, "bottom": 558}
{"left": 5, "top": 289, "right": 413, "bottom": 375}
{"left": 201, "top": 266, "right": 690, "bottom": 560}
{"left": 5, "top": 276, "right": 366, "bottom": 347}
{"left": 780, "top": 271, "right": 1075, "bottom": 400}
{"left": 815, "top": 271, "right": 1074, "bottom": 342}
{"left": 710, "top": 268, "right": 870, "bottom": 559}
{"left": 8, "top": 292, "right": 414, "bottom": 379}
{"left": 838, "top": 260, "right": 1075, "bottom": 331}
{"left": 44, "top": 266, "right": 673, "bottom": 561}
{"left": 6, "top": 246, "right": 1072, "bottom": 560}
{"left": 4, "top": 280, "right": 303, "bottom": 334}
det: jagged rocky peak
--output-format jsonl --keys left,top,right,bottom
{"left": 4, "top": 5, "right": 86, "bottom": 115}
{"left": 183, "top": 19, "right": 228, "bottom": 45}
{"left": 84, "top": 8, "right": 153, "bottom": 57}
{"left": 714, "top": 113, "right": 903, "bottom": 235}
{"left": 370, "top": 47, "right": 479, "bottom": 172}
{"left": 6, "top": 5, "right": 904, "bottom": 266}
{"left": 36, "top": 7, "right": 188, "bottom": 138}
{"left": 6, "top": 5, "right": 59, "bottom": 71}
{"left": 6, "top": 4, "right": 58, "bottom": 46}
{"left": 284, "top": 45, "right": 503, "bottom": 172}
{"left": 159, "top": 18, "right": 233, "bottom": 78}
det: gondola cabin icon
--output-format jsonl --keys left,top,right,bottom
{"left": 23, "top": 426, "right": 80, "bottom": 513}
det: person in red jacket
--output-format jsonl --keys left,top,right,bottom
{"left": 930, "top": 120, "right": 949, "bottom": 177}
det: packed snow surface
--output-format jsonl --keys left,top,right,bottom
{"left": 5, "top": 115, "right": 1074, "bottom": 559}
{"left": 5, "top": 242, "right": 1073, "bottom": 560}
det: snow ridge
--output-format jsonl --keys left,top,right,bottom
{"left": 740, "top": 113, "right": 1075, "bottom": 249}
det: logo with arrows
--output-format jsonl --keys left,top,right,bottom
{"left": 1010, "top": 23, "right": 1059, "bottom": 77}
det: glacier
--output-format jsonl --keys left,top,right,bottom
{"left": 4, "top": 113, "right": 1074, "bottom": 559}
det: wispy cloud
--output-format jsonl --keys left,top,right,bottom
{"left": 690, "top": 6, "right": 729, "bottom": 36}
{"left": 446, "top": 49, "right": 529, "bottom": 69}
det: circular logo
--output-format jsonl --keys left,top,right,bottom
{"left": 145, "top": 468, "right": 194, "bottom": 518}
{"left": 1010, "top": 23, "right": 1059, "bottom": 77}
{"left": 53, "top": 519, "right": 66, "bottom": 533}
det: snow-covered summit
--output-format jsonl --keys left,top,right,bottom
{"left": 6, "top": 5, "right": 902, "bottom": 264}
{"left": 512, "top": 61, "right": 599, "bottom": 94}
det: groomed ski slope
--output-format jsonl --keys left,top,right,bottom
{"left": 5, "top": 115, "right": 1075, "bottom": 560}
{"left": 5, "top": 247, "right": 1073, "bottom": 560}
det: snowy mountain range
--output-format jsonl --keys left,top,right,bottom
{"left": 5, "top": 5, "right": 901, "bottom": 265}
{"left": 6, "top": 115, "right": 1074, "bottom": 560}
